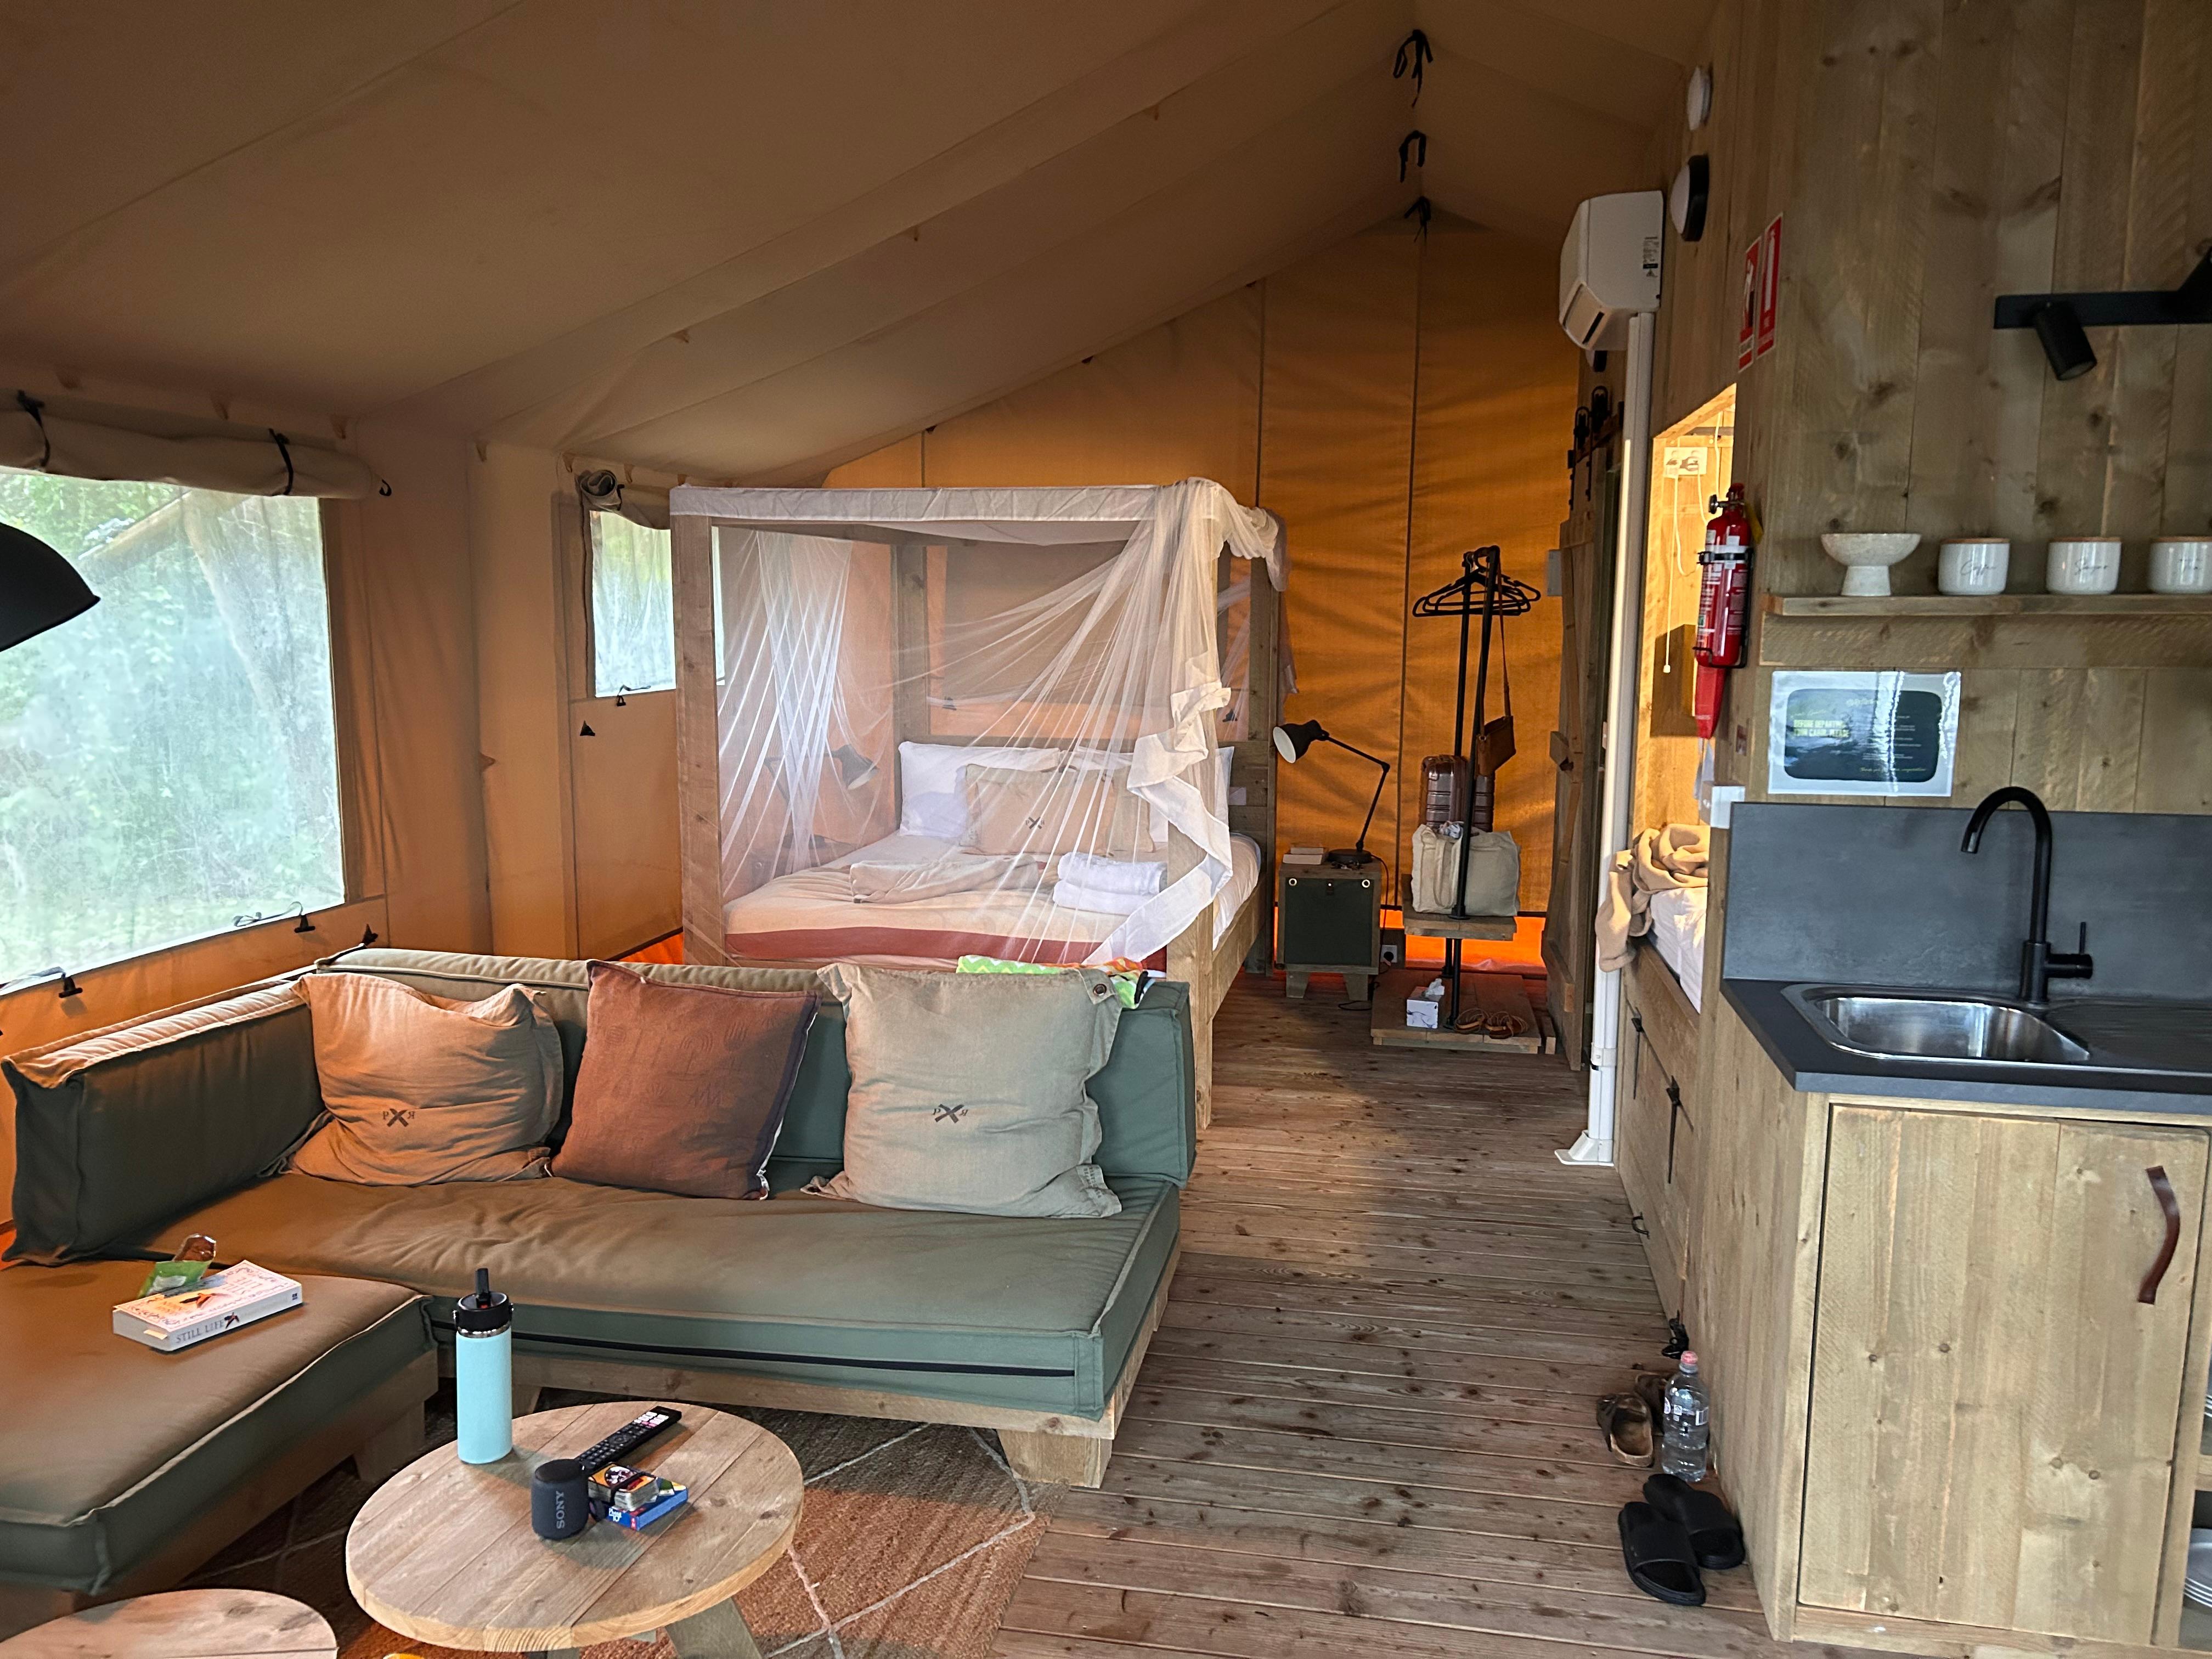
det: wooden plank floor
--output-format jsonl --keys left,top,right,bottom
{"left": 997, "top": 975, "right": 1862, "bottom": 1659}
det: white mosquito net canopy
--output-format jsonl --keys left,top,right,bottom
{"left": 670, "top": 478, "right": 1284, "bottom": 968}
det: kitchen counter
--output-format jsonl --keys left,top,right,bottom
{"left": 1724, "top": 977, "right": 2212, "bottom": 1115}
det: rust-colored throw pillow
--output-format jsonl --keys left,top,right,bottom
{"left": 550, "top": 962, "right": 820, "bottom": 1200}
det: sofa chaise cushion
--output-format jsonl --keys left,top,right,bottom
{"left": 0, "top": 1261, "right": 430, "bottom": 1594}
{"left": 129, "top": 1171, "right": 1178, "bottom": 1419}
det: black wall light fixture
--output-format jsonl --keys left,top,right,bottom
{"left": 1997, "top": 249, "right": 2212, "bottom": 381}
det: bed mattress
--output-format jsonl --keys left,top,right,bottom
{"left": 723, "top": 832, "right": 1261, "bottom": 969}
{"left": 1643, "top": 884, "right": 1707, "bottom": 1011}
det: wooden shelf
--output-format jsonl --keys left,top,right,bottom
{"left": 1369, "top": 968, "right": 1543, "bottom": 1054}
{"left": 1756, "top": 592, "right": 2212, "bottom": 670}
{"left": 1397, "top": 878, "right": 1516, "bottom": 941}
{"left": 1764, "top": 593, "right": 2212, "bottom": 618}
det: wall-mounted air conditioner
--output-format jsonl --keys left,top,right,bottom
{"left": 1559, "top": 191, "right": 1664, "bottom": 351}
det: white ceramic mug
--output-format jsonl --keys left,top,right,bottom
{"left": 1938, "top": 539, "right": 2009, "bottom": 596}
{"left": 2046, "top": 538, "right": 2121, "bottom": 595}
{"left": 2150, "top": 539, "right": 2212, "bottom": 594}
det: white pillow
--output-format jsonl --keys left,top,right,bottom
{"left": 897, "top": 741, "right": 1059, "bottom": 840}
{"left": 288, "top": 974, "right": 563, "bottom": 1184}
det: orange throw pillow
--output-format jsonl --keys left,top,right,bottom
{"left": 551, "top": 963, "right": 819, "bottom": 1200}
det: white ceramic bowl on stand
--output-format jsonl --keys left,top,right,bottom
{"left": 1821, "top": 533, "right": 1922, "bottom": 597}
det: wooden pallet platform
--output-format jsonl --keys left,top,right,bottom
{"left": 1369, "top": 968, "right": 1544, "bottom": 1053}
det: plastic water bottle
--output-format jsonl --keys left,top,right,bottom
{"left": 1659, "top": 1350, "right": 1711, "bottom": 1481}
{"left": 454, "top": 1267, "right": 514, "bottom": 1464}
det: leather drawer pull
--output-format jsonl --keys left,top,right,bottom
{"left": 2141, "top": 1165, "right": 2181, "bottom": 1306}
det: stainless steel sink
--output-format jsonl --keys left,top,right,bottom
{"left": 1788, "top": 989, "right": 2091, "bottom": 1066}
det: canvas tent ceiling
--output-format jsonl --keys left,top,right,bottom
{"left": 0, "top": 0, "right": 1711, "bottom": 483}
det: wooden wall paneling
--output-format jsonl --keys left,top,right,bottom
{"left": 1900, "top": 0, "right": 2068, "bottom": 594}
{"left": 2036, "top": 1, "right": 2154, "bottom": 559}
{"left": 2138, "top": 670, "right": 2212, "bottom": 812}
{"left": 671, "top": 512, "right": 727, "bottom": 966}
{"left": 2165, "top": 0, "right": 2212, "bottom": 538}
{"left": 1948, "top": 668, "right": 2023, "bottom": 803}
{"left": 1763, "top": 2, "right": 1942, "bottom": 600}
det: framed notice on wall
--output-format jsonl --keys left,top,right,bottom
{"left": 1767, "top": 670, "right": 1961, "bottom": 797}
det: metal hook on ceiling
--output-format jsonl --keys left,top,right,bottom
{"left": 1393, "top": 29, "right": 1432, "bottom": 104}
{"left": 1398, "top": 129, "right": 1427, "bottom": 182}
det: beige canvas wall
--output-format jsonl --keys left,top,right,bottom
{"left": 472, "top": 444, "right": 682, "bottom": 963}
{"left": 830, "top": 210, "right": 1579, "bottom": 906}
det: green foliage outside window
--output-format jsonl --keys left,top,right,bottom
{"left": 0, "top": 468, "right": 343, "bottom": 981}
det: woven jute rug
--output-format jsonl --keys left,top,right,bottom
{"left": 193, "top": 1389, "right": 1064, "bottom": 1659}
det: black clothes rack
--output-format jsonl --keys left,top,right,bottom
{"left": 1409, "top": 546, "right": 1541, "bottom": 1025}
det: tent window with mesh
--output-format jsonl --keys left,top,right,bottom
{"left": 0, "top": 469, "right": 345, "bottom": 981}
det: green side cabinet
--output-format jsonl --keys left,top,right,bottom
{"left": 1277, "top": 856, "right": 1383, "bottom": 1001}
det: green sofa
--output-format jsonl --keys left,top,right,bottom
{"left": 3, "top": 952, "right": 1196, "bottom": 1547}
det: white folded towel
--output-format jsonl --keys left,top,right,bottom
{"left": 1057, "top": 853, "right": 1164, "bottom": 897}
{"left": 1052, "top": 879, "right": 1148, "bottom": 917}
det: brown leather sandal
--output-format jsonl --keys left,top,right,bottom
{"left": 1596, "top": 1391, "right": 1655, "bottom": 1465}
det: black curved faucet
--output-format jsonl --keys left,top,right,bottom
{"left": 1960, "top": 786, "right": 2094, "bottom": 1003}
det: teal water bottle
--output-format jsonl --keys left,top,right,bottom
{"left": 454, "top": 1267, "right": 513, "bottom": 1464}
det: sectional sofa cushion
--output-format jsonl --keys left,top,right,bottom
{"left": 124, "top": 1170, "right": 1178, "bottom": 1419}
{"left": 4, "top": 981, "right": 321, "bottom": 1265}
{"left": 550, "top": 963, "right": 818, "bottom": 1199}
{"left": 288, "top": 974, "right": 562, "bottom": 1184}
{"left": 820, "top": 964, "right": 1123, "bottom": 1218}
{"left": 0, "top": 1261, "right": 431, "bottom": 1593}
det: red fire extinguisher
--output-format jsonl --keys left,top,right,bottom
{"left": 1692, "top": 483, "right": 1753, "bottom": 740}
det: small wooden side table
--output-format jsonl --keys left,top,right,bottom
{"left": 346, "top": 1400, "right": 802, "bottom": 1658}
{"left": 0, "top": 1590, "right": 334, "bottom": 1658}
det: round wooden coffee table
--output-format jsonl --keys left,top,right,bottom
{"left": 0, "top": 1590, "right": 334, "bottom": 1657}
{"left": 346, "top": 1400, "right": 802, "bottom": 1658}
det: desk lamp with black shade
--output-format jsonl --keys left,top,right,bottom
{"left": 1272, "top": 719, "right": 1389, "bottom": 870}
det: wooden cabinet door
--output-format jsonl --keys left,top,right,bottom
{"left": 1801, "top": 1106, "right": 2208, "bottom": 1643}
{"left": 1616, "top": 1012, "right": 1686, "bottom": 1312}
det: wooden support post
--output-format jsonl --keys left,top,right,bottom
{"left": 672, "top": 510, "right": 727, "bottom": 966}
{"left": 890, "top": 543, "right": 929, "bottom": 749}
{"left": 997, "top": 1428, "right": 1113, "bottom": 1488}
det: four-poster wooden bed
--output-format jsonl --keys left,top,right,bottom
{"left": 667, "top": 482, "right": 1287, "bottom": 1124}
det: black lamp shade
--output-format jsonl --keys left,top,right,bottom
{"left": 1273, "top": 719, "right": 1328, "bottom": 763}
{"left": 2030, "top": 301, "right": 2097, "bottom": 382}
{"left": 1, "top": 521, "right": 98, "bottom": 653}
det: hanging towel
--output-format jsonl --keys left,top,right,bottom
{"left": 1057, "top": 853, "right": 1165, "bottom": 897}
{"left": 1052, "top": 880, "right": 1149, "bottom": 917}
{"left": 1595, "top": 823, "right": 1709, "bottom": 971}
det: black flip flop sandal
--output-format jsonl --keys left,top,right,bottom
{"left": 1644, "top": 1472, "right": 1747, "bottom": 1571}
{"left": 1617, "top": 1501, "right": 1705, "bottom": 1605}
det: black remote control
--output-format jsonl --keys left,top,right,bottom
{"left": 573, "top": 1406, "right": 683, "bottom": 1475}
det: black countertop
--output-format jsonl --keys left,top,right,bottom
{"left": 1724, "top": 978, "right": 2212, "bottom": 1116}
